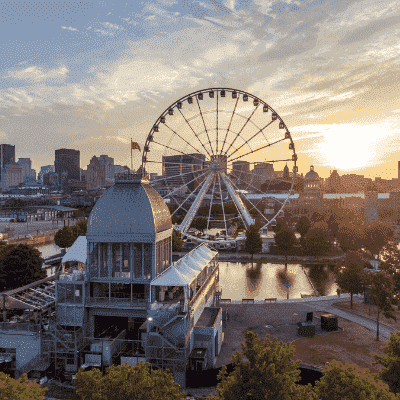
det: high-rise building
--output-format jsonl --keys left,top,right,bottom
{"left": 30, "top": 169, "right": 36, "bottom": 180}
{"left": 54, "top": 148, "right": 80, "bottom": 184}
{"left": 1, "top": 161, "right": 22, "bottom": 191}
{"left": 38, "top": 165, "right": 55, "bottom": 183}
{"left": 0, "top": 144, "right": 15, "bottom": 180}
{"left": 162, "top": 153, "right": 205, "bottom": 192}
{"left": 17, "top": 158, "right": 32, "bottom": 182}
{"left": 86, "top": 156, "right": 106, "bottom": 190}
{"left": 98, "top": 155, "right": 115, "bottom": 182}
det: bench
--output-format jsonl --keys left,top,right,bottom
{"left": 242, "top": 299, "right": 254, "bottom": 304}
{"left": 220, "top": 299, "right": 231, "bottom": 304}
{"left": 264, "top": 298, "right": 277, "bottom": 303}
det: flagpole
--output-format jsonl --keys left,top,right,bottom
{"left": 130, "top": 138, "right": 133, "bottom": 173}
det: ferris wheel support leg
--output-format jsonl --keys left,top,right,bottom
{"left": 179, "top": 172, "right": 215, "bottom": 234}
{"left": 220, "top": 172, "right": 254, "bottom": 228}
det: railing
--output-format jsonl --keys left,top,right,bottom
{"left": 57, "top": 272, "right": 86, "bottom": 282}
{"left": 86, "top": 297, "right": 149, "bottom": 307}
{"left": 0, "top": 322, "right": 40, "bottom": 332}
{"left": 189, "top": 262, "right": 219, "bottom": 308}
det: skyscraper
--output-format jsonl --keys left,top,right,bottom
{"left": 54, "top": 149, "right": 80, "bottom": 184}
{"left": 0, "top": 144, "right": 15, "bottom": 180}
{"left": 17, "top": 158, "right": 32, "bottom": 182}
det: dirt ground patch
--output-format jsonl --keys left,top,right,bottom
{"left": 291, "top": 311, "right": 389, "bottom": 374}
{"left": 333, "top": 300, "right": 400, "bottom": 330}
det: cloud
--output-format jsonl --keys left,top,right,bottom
{"left": 6, "top": 65, "right": 69, "bottom": 83}
{"left": 61, "top": 26, "right": 78, "bottom": 32}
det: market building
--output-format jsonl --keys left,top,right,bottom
{"left": 0, "top": 173, "right": 221, "bottom": 389}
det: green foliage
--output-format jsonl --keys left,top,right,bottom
{"left": 0, "top": 244, "right": 45, "bottom": 291}
{"left": 172, "top": 230, "right": 183, "bottom": 252}
{"left": 54, "top": 225, "right": 77, "bottom": 248}
{"left": 300, "top": 228, "right": 332, "bottom": 258}
{"left": 244, "top": 225, "right": 262, "bottom": 255}
{"left": 334, "top": 251, "right": 365, "bottom": 308}
{"left": 207, "top": 331, "right": 316, "bottom": 400}
{"left": 363, "top": 222, "right": 395, "bottom": 259}
{"left": 336, "top": 224, "right": 364, "bottom": 253}
{"left": 379, "top": 241, "right": 400, "bottom": 298}
{"left": 0, "top": 372, "right": 47, "bottom": 400}
{"left": 373, "top": 332, "right": 400, "bottom": 395}
{"left": 75, "top": 361, "right": 185, "bottom": 400}
{"left": 191, "top": 217, "right": 208, "bottom": 233}
{"left": 313, "top": 360, "right": 397, "bottom": 400}
{"left": 363, "top": 271, "right": 397, "bottom": 341}
{"left": 296, "top": 216, "right": 310, "bottom": 238}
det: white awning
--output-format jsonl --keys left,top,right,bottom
{"left": 151, "top": 243, "right": 217, "bottom": 287}
{"left": 62, "top": 236, "right": 87, "bottom": 265}
{"left": 81, "top": 363, "right": 101, "bottom": 369}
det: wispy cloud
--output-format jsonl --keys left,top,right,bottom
{"left": 6, "top": 65, "right": 69, "bottom": 83}
{"left": 61, "top": 26, "right": 78, "bottom": 32}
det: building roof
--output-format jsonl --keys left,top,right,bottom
{"left": 40, "top": 205, "right": 78, "bottom": 211}
{"left": 151, "top": 243, "right": 217, "bottom": 287}
{"left": 195, "top": 307, "right": 221, "bottom": 328}
{"left": 86, "top": 180, "right": 172, "bottom": 242}
{"left": 62, "top": 236, "right": 87, "bottom": 266}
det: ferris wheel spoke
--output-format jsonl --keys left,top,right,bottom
{"left": 161, "top": 169, "right": 210, "bottom": 199}
{"left": 170, "top": 173, "right": 210, "bottom": 218}
{"left": 216, "top": 91, "right": 219, "bottom": 155}
{"left": 150, "top": 168, "right": 208, "bottom": 185}
{"left": 220, "top": 172, "right": 254, "bottom": 228}
{"left": 179, "top": 171, "right": 215, "bottom": 233}
{"left": 224, "top": 105, "right": 259, "bottom": 156}
{"left": 206, "top": 178, "right": 217, "bottom": 233}
{"left": 228, "top": 138, "right": 292, "bottom": 163}
{"left": 220, "top": 96, "right": 239, "bottom": 156}
{"left": 217, "top": 173, "right": 229, "bottom": 240}
{"left": 227, "top": 120, "right": 275, "bottom": 159}
{"left": 152, "top": 140, "right": 207, "bottom": 165}
{"left": 195, "top": 96, "right": 215, "bottom": 158}
{"left": 164, "top": 122, "right": 208, "bottom": 158}
{"left": 225, "top": 174, "right": 271, "bottom": 225}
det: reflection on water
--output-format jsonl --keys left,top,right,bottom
{"left": 37, "top": 243, "right": 62, "bottom": 259}
{"left": 219, "top": 262, "right": 340, "bottom": 301}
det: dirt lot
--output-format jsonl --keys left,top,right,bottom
{"left": 291, "top": 311, "right": 389, "bottom": 375}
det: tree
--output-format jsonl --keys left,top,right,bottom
{"left": 326, "top": 213, "right": 341, "bottom": 240}
{"left": 54, "top": 225, "right": 76, "bottom": 249}
{"left": 73, "top": 219, "right": 88, "bottom": 237}
{"left": 172, "top": 230, "right": 183, "bottom": 252}
{"left": 379, "top": 241, "right": 400, "bottom": 299}
{"left": 191, "top": 217, "right": 208, "bottom": 234}
{"left": 296, "top": 216, "right": 310, "bottom": 239}
{"left": 363, "top": 270, "right": 397, "bottom": 341}
{"left": 336, "top": 224, "right": 364, "bottom": 253}
{"left": 313, "top": 359, "right": 398, "bottom": 400}
{"left": 0, "top": 372, "right": 47, "bottom": 400}
{"left": 0, "top": 244, "right": 46, "bottom": 291}
{"left": 300, "top": 227, "right": 332, "bottom": 258}
{"left": 274, "top": 227, "right": 296, "bottom": 271}
{"left": 373, "top": 331, "right": 400, "bottom": 395}
{"left": 207, "top": 331, "right": 316, "bottom": 400}
{"left": 334, "top": 251, "right": 365, "bottom": 309}
{"left": 244, "top": 224, "right": 262, "bottom": 269}
{"left": 74, "top": 361, "right": 185, "bottom": 400}
{"left": 363, "top": 222, "right": 394, "bottom": 260}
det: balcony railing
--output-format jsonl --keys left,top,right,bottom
{"left": 86, "top": 297, "right": 148, "bottom": 308}
{"left": 0, "top": 322, "right": 40, "bottom": 333}
{"left": 189, "top": 263, "right": 219, "bottom": 308}
{"left": 58, "top": 272, "right": 86, "bottom": 282}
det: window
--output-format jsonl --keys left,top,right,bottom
{"left": 100, "top": 243, "right": 108, "bottom": 278}
{"left": 134, "top": 243, "right": 142, "bottom": 278}
{"left": 112, "top": 243, "right": 121, "bottom": 277}
{"left": 122, "top": 243, "right": 130, "bottom": 278}
{"left": 144, "top": 243, "right": 152, "bottom": 280}
{"left": 90, "top": 243, "right": 99, "bottom": 278}
{"left": 57, "top": 284, "right": 66, "bottom": 303}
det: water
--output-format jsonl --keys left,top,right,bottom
{"left": 218, "top": 262, "right": 339, "bottom": 301}
{"left": 37, "top": 243, "right": 62, "bottom": 259}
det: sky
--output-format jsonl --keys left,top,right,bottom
{"left": 1, "top": 0, "right": 400, "bottom": 180}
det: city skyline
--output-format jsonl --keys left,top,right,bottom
{"left": 1, "top": 1, "right": 400, "bottom": 179}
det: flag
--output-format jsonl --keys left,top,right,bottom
{"left": 131, "top": 141, "right": 141, "bottom": 151}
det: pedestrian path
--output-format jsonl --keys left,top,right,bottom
{"left": 305, "top": 296, "right": 397, "bottom": 339}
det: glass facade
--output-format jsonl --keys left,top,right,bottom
{"left": 155, "top": 237, "right": 171, "bottom": 276}
{"left": 87, "top": 241, "right": 155, "bottom": 280}
{"left": 57, "top": 283, "right": 83, "bottom": 304}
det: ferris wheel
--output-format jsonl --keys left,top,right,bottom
{"left": 141, "top": 88, "right": 298, "bottom": 244}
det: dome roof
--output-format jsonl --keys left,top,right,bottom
{"left": 305, "top": 166, "right": 320, "bottom": 181}
{"left": 86, "top": 180, "right": 172, "bottom": 243}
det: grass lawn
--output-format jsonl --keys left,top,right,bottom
{"left": 291, "top": 311, "right": 389, "bottom": 375}
{"left": 333, "top": 301, "right": 400, "bottom": 330}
